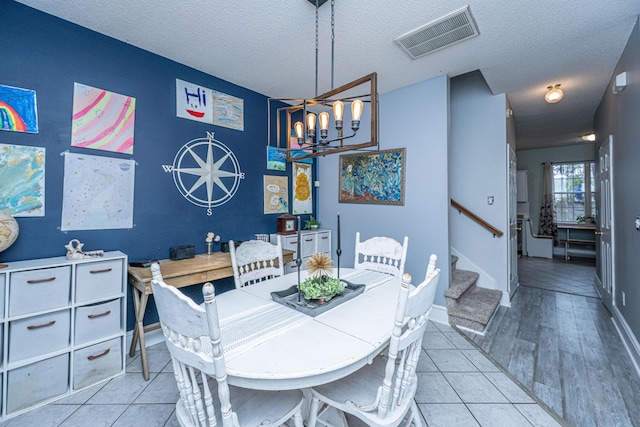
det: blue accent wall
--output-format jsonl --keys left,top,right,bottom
{"left": 0, "top": 2, "right": 305, "bottom": 328}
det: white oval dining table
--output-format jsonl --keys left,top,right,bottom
{"left": 213, "top": 268, "right": 402, "bottom": 391}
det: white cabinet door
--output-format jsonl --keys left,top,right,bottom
{"left": 516, "top": 170, "right": 528, "bottom": 202}
{"left": 316, "top": 231, "right": 331, "bottom": 254}
{"left": 300, "top": 233, "right": 316, "bottom": 258}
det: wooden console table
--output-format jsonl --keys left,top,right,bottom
{"left": 128, "top": 250, "right": 294, "bottom": 380}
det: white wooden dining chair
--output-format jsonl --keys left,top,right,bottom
{"left": 229, "top": 237, "right": 284, "bottom": 289}
{"left": 149, "top": 264, "right": 304, "bottom": 427}
{"left": 354, "top": 232, "right": 408, "bottom": 277}
{"left": 307, "top": 254, "right": 440, "bottom": 427}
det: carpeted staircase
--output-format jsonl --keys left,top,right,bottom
{"left": 445, "top": 255, "right": 502, "bottom": 334}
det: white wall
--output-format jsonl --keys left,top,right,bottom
{"left": 317, "top": 75, "right": 450, "bottom": 306}
{"left": 449, "top": 71, "right": 509, "bottom": 294}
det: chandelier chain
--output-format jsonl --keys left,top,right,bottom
{"left": 315, "top": 0, "right": 319, "bottom": 97}
{"left": 331, "top": 0, "right": 335, "bottom": 90}
{"left": 331, "top": 0, "right": 335, "bottom": 42}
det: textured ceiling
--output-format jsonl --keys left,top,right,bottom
{"left": 15, "top": 0, "right": 640, "bottom": 150}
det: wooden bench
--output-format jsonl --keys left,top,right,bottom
{"left": 560, "top": 239, "right": 596, "bottom": 261}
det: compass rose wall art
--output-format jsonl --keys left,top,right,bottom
{"left": 0, "top": 84, "right": 38, "bottom": 134}
{"left": 164, "top": 132, "right": 245, "bottom": 216}
{"left": 176, "top": 79, "right": 244, "bottom": 131}
{"left": 71, "top": 83, "right": 136, "bottom": 154}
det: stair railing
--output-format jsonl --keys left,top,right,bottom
{"left": 450, "top": 199, "right": 504, "bottom": 238}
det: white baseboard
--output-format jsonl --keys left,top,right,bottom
{"left": 429, "top": 304, "right": 449, "bottom": 325}
{"left": 500, "top": 291, "right": 511, "bottom": 308}
{"left": 126, "top": 328, "right": 165, "bottom": 354}
{"left": 594, "top": 275, "right": 603, "bottom": 299}
{"left": 611, "top": 306, "right": 640, "bottom": 379}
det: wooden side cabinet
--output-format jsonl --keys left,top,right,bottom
{"left": 0, "top": 251, "right": 127, "bottom": 420}
{"left": 271, "top": 229, "right": 331, "bottom": 274}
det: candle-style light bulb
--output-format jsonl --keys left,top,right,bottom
{"left": 319, "top": 111, "right": 330, "bottom": 142}
{"left": 333, "top": 100, "right": 344, "bottom": 131}
{"left": 306, "top": 113, "right": 316, "bottom": 139}
{"left": 293, "top": 121, "right": 305, "bottom": 145}
{"left": 351, "top": 99, "right": 363, "bottom": 132}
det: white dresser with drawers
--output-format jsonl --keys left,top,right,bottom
{"left": 270, "top": 229, "right": 331, "bottom": 274}
{"left": 0, "top": 251, "right": 127, "bottom": 420}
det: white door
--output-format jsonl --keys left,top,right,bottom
{"left": 508, "top": 146, "right": 519, "bottom": 298}
{"left": 597, "top": 135, "right": 614, "bottom": 310}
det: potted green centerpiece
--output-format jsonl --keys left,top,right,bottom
{"left": 300, "top": 253, "right": 344, "bottom": 303}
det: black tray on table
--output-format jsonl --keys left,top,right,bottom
{"left": 271, "top": 281, "right": 365, "bottom": 317}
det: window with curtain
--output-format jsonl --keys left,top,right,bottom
{"left": 552, "top": 161, "right": 596, "bottom": 223}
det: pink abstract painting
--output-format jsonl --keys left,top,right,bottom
{"left": 71, "top": 83, "right": 136, "bottom": 154}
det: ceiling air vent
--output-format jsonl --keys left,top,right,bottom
{"left": 394, "top": 6, "right": 479, "bottom": 59}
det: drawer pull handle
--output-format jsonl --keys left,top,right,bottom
{"left": 26, "top": 277, "right": 56, "bottom": 284}
{"left": 90, "top": 268, "right": 113, "bottom": 274}
{"left": 87, "top": 348, "right": 110, "bottom": 360}
{"left": 305, "top": 239, "right": 313, "bottom": 242}
{"left": 88, "top": 310, "right": 111, "bottom": 319}
{"left": 291, "top": 240, "right": 298, "bottom": 244}
{"left": 321, "top": 236, "right": 328, "bottom": 239}
{"left": 27, "top": 320, "right": 56, "bottom": 330}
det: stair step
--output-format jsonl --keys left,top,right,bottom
{"left": 447, "top": 287, "right": 502, "bottom": 332}
{"left": 444, "top": 269, "right": 479, "bottom": 299}
{"left": 450, "top": 255, "right": 459, "bottom": 272}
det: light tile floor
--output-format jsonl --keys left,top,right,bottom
{"left": 0, "top": 321, "right": 565, "bottom": 427}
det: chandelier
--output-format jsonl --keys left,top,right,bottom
{"left": 268, "top": 0, "right": 379, "bottom": 162}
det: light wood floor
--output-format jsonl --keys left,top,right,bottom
{"left": 464, "top": 256, "right": 640, "bottom": 427}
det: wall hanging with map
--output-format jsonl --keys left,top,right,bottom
{"left": 0, "top": 143, "right": 45, "bottom": 216}
{"left": 61, "top": 152, "right": 135, "bottom": 231}
{"left": 71, "top": 83, "right": 136, "bottom": 154}
{"left": 163, "top": 132, "right": 244, "bottom": 216}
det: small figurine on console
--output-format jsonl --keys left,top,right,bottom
{"left": 65, "top": 239, "right": 104, "bottom": 260}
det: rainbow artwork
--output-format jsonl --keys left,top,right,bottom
{"left": 71, "top": 83, "right": 136, "bottom": 154}
{"left": 0, "top": 84, "right": 38, "bottom": 133}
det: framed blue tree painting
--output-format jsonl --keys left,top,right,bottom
{"left": 339, "top": 148, "right": 405, "bottom": 205}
